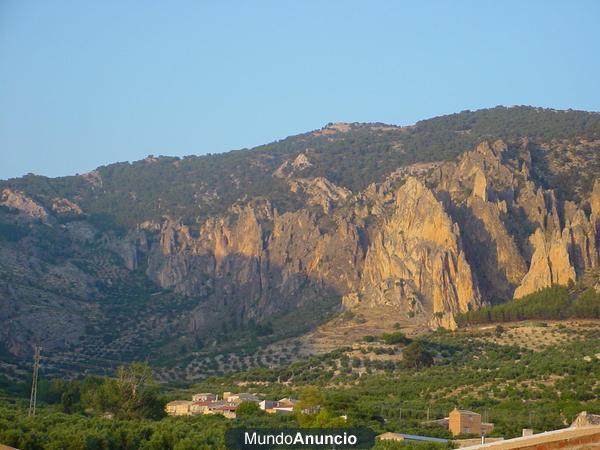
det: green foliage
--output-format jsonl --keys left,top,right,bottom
{"left": 3, "top": 326, "right": 600, "bottom": 447}
{"left": 455, "top": 285, "right": 582, "bottom": 326}
{"left": 235, "top": 401, "right": 263, "bottom": 418}
{"left": 570, "top": 289, "right": 600, "bottom": 318}
{"left": 37, "top": 363, "right": 165, "bottom": 420}
{"left": 381, "top": 331, "right": 411, "bottom": 345}
{"left": 0, "top": 222, "right": 30, "bottom": 241}
{"left": 402, "top": 342, "right": 434, "bottom": 368}
{"left": 0, "top": 409, "right": 231, "bottom": 450}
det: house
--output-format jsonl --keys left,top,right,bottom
{"left": 377, "top": 432, "right": 449, "bottom": 443}
{"left": 225, "top": 392, "right": 259, "bottom": 404}
{"left": 209, "top": 404, "right": 238, "bottom": 419}
{"left": 571, "top": 411, "right": 600, "bottom": 428}
{"left": 274, "top": 398, "right": 299, "bottom": 414}
{"left": 455, "top": 437, "right": 504, "bottom": 447}
{"left": 278, "top": 397, "right": 299, "bottom": 407}
{"left": 165, "top": 400, "right": 193, "bottom": 416}
{"left": 259, "top": 400, "right": 278, "bottom": 411}
{"left": 273, "top": 406, "right": 295, "bottom": 415}
{"left": 190, "top": 400, "right": 224, "bottom": 415}
{"left": 449, "top": 408, "right": 494, "bottom": 436}
{"left": 259, "top": 398, "right": 298, "bottom": 414}
{"left": 378, "top": 432, "right": 405, "bottom": 442}
{"left": 192, "top": 392, "right": 216, "bottom": 402}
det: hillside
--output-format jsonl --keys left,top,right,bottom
{"left": 1, "top": 322, "right": 599, "bottom": 449}
{"left": 2, "top": 106, "right": 600, "bottom": 380}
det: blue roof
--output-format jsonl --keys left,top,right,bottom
{"left": 399, "top": 434, "right": 449, "bottom": 443}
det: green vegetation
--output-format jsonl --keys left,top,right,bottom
{"left": 2, "top": 324, "right": 600, "bottom": 448}
{"left": 456, "top": 285, "right": 600, "bottom": 326}
{"left": 401, "top": 342, "right": 434, "bottom": 368}
{"left": 0, "top": 222, "right": 30, "bottom": 241}
{"left": 381, "top": 331, "right": 411, "bottom": 345}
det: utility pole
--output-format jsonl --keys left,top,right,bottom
{"left": 28, "top": 345, "right": 41, "bottom": 417}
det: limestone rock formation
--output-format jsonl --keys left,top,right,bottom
{"left": 288, "top": 177, "right": 351, "bottom": 213}
{"left": 1, "top": 189, "right": 49, "bottom": 221}
{"left": 143, "top": 202, "right": 364, "bottom": 332}
{"left": 513, "top": 229, "right": 576, "bottom": 298}
{"left": 349, "top": 177, "right": 481, "bottom": 327}
{"left": 51, "top": 198, "right": 83, "bottom": 215}
{"left": 273, "top": 153, "right": 313, "bottom": 178}
{"left": 472, "top": 168, "right": 488, "bottom": 201}
{"left": 3, "top": 122, "right": 600, "bottom": 371}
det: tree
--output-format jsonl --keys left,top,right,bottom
{"left": 402, "top": 342, "right": 434, "bottom": 368}
{"left": 381, "top": 331, "right": 411, "bottom": 345}
{"left": 86, "top": 362, "right": 165, "bottom": 419}
{"left": 294, "top": 386, "right": 326, "bottom": 426}
{"left": 236, "top": 401, "right": 263, "bottom": 418}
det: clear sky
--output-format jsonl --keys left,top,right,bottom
{"left": 1, "top": 1, "right": 599, "bottom": 180}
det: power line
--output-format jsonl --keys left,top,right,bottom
{"left": 28, "top": 345, "right": 41, "bottom": 418}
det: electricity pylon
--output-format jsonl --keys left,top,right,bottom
{"left": 28, "top": 345, "right": 41, "bottom": 417}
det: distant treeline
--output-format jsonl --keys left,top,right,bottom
{"left": 456, "top": 285, "right": 600, "bottom": 326}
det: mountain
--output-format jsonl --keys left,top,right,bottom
{"left": 1, "top": 105, "right": 600, "bottom": 381}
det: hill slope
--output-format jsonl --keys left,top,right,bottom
{"left": 1, "top": 106, "right": 600, "bottom": 380}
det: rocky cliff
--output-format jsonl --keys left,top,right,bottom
{"left": 2, "top": 107, "right": 600, "bottom": 376}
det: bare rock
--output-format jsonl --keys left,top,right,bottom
{"left": 514, "top": 228, "right": 576, "bottom": 298}
{"left": 354, "top": 177, "right": 481, "bottom": 320}
{"left": 1, "top": 189, "right": 49, "bottom": 222}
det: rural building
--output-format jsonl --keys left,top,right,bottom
{"left": 259, "top": 400, "right": 278, "bottom": 411}
{"left": 571, "top": 411, "right": 600, "bottom": 428}
{"left": 259, "top": 398, "right": 299, "bottom": 414}
{"left": 208, "top": 404, "right": 238, "bottom": 419}
{"left": 190, "top": 400, "right": 224, "bottom": 414}
{"left": 165, "top": 400, "right": 193, "bottom": 416}
{"left": 225, "top": 392, "right": 259, "bottom": 403}
{"left": 449, "top": 408, "right": 494, "bottom": 436}
{"left": 278, "top": 397, "right": 299, "bottom": 407}
{"left": 455, "top": 437, "right": 505, "bottom": 447}
{"left": 192, "top": 392, "right": 216, "bottom": 402}
{"left": 459, "top": 424, "right": 600, "bottom": 449}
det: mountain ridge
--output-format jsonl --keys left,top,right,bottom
{"left": 2, "top": 105, "right": 600, "bottom": 381}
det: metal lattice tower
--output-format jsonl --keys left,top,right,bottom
{"left": 28, "top": 345, "right": 41, "bottom": 417}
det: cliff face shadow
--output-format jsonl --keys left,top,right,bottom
{"left": 448, "top": 203, "right": 514, "bottom": 305}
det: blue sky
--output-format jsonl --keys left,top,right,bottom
{"left": 1, "top": 0, "right": 599, "bottom": 180}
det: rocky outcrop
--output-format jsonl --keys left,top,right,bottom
{"left": 472, "top": 168, "right": 488, "bottom": 201}
{"left": 273, "top": 153, "right": 313, "bottom": 178}
{"left": 1, "top": 189, "right": 49, "bottom": 221}
{"left": 144, "top": 203, "right": 364, "bottom": 331}
{"left": 51, "top": 198, "right": 83, "bottom": 215}
{"left": 4, "top": 135, "right": 600, "bottom": 369}
{"left": 288, "top": 177, "right": 351, "bottom": 213}
{"left": 460, "top": 195, "right": 528, "bottom": 301}
{"left": 513, "top": 229, "right": 576, "bottom": 298}
{"left": 345, "top": 177, "right": 481, "bottom": 328}
{"left": 562, "top": 201, "right": 598, "bottom": 274}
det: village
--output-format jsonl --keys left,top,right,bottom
{"left": 166, "top": 396, "right": 600, "bottom": 449}
{"left": 165, "top": 392, "right": 302, "bottom": 419}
